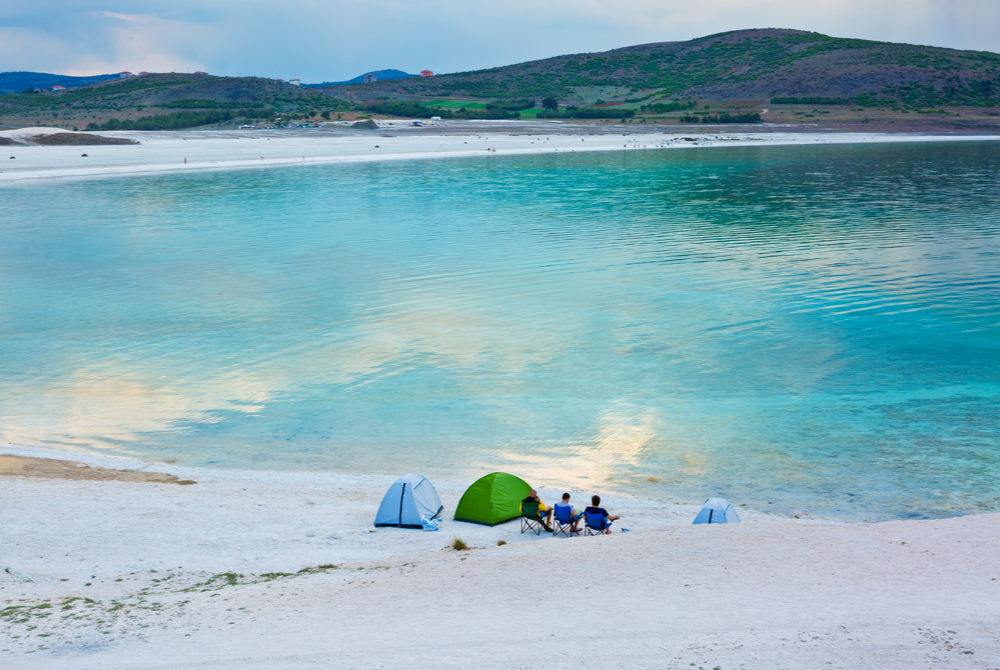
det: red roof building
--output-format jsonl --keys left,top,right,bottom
{"left": 363, "top": 73, "right": 378, "bottom": 83}
{"left": 420, "top": 70, "right": 434, "bottom": 77}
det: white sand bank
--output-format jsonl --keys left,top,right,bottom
{"left": 2, "top": 126, "right": 999, "bottom": 183}
{"left": 0, "top": 126, "right": 71, "bottom": 143}
{"left": 2, "top": 446, "right": 998, "bottom": 669}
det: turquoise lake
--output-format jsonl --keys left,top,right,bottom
{"left": 1, "top": 140, "right": 998, "bottom": 520}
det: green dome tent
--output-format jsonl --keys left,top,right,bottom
{"left": 453, "top": 472, "right": 532, "bottom": 526}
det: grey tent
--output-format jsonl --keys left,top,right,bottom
{"left": 692, "top": 497, "right": 740, "bottom": 524}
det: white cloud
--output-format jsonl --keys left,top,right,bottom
{"left": 85, "top": 11, "right": 210, "bottom": 73}
{"left": 0, "top": 10, "right": 212, "bottom": 75}
{"left": 1, "top": 1, "right": 997, "bottom": 80}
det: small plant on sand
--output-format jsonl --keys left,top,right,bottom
{"left": 450, "top": 538, "right": 469, "bottom": 551}
{"left": 185, "top": 564, "right": 340, "bottom": 591}
{"left": 259, "top": 564, "right": 339, "bottom": 582}
{"left": 497, "top": 540, "right": 507, "bottom": 546}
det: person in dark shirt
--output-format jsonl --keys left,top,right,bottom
{"left": 584, "top": 494, "right": 621, "bottom": 534}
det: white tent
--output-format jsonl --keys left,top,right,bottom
{"left": 692, "top": 497, "right": 741, "bottom": 524}
{"left": 374, "top": 473, "right": 443, "bottom": 529}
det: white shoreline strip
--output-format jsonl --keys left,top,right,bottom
{"left": 2, "top": 131, "right": 999, "bottom": 183}
{"left": 3, "top": 439, "right": 999, "bottom": 669}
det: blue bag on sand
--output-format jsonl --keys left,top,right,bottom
{"left": 422, "top": 518, "right": 442, "bottom": 532}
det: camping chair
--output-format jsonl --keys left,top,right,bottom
{"left": 584, "top": 511, "right": 611, "bottom": 536}
{"left": 520, "top": 500, "right": 549, "bottom": 535}
{"left": 552, "top": 503, "right": 581, "bottom": 537}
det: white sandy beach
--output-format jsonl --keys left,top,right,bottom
{"left": 3, "top": 126, "right": 1000, "bottom": 668}
{"left": 2, "top": 123, "right": 1000, "bottom": 183}
{"left": 2, "top": 445, "right": 999, "bottom": 669}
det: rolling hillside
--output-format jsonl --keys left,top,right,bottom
{"left": 302, "top": 69, "right": 417, "bottom": 88}
{"left": 0, "top": 71, "right": 120, "bottom": 94}
{"left": 0, "top": 73, "right": 353, "bottom": 129}
{"left": 2, "top": 29, "right": 999, "bottom": 130}
{"left": 335, "top": 29, "right": 1000, "bottom": 108}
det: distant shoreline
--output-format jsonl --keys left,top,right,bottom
{"left": 2, "top": 124, "right": 999, "bottom": 184}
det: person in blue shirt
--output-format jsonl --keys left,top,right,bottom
{"left": 553, "top": 492, "right": 584, "bottom": 533}
{"left": 584, "top": 494, "right": 620, "bottom": 534}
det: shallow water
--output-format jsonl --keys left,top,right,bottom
{"left": 2, "top": 140, "right": 999, "bottom": 520}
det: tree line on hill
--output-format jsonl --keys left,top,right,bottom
{"left": 85, "top": 109, "right": 271, "bottom": 131}
{"left": 679, "top": 112, "right": 762, "bottom": 123}
{"left": 640, "top": 99, "right": 698, "bottom": 113}
{"left": 537, "top": 107, "right": 636, "bottom": 119}
{"left": 78, "top": 104, "right": 760, "bottom": 130}
{"left": 361, "top": 101, "right": 520, "bottom": 119}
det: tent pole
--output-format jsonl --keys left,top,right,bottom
{"left": 398, "top": 483, "right": 406, "bottom": 527}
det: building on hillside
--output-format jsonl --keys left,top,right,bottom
{"left": 138, "top": 71, "right": 151, "bottom": 75}
{"left": 194, "top": 71, "right": 208, "bottom": 75}
{"left": 420, "top": 70, "right": 434, "bottom": 77}
{"left": 117, "top": 71, "right": 135, "bottom": 78}
{"left": 363, "top": 73, "right": 378, "bottom": 83}
{"left": 289, "top": 79, "right": 302, "bottom": 86}
{"left": 50, "top": 85, "right": 66, "bottom": 91}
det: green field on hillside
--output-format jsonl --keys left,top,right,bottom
{"left": 514, "top": 107, "right": 544, "bottom": 119}
{"left": 420, "top": 98, "right": 547, "bottom": 117}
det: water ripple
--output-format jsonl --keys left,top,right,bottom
{"left": 1, "top": 140, "right": 999, "bottom": 520}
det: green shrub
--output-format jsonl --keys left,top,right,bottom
{"left": 537, "top": 108, "right": 635, "bottom": 119}
{"left": 85, "top": 109, "right": 264, "bottom": 130}
{"left": 641, "top": 99, "right": 697, "bottom": 113}
{"left": 486, "top": 98, "right": 535, "bottom": 111}
{"left": 679, "top": 112, "right": 761, "bottom": 123}
{"left": 771, "top": 96, "right": 849, "bottom": 105}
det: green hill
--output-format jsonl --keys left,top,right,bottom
{"left": 0, "top": 73, "right": 352, "bottom": 129}
{"left": 337, "top": 28, "right": 1000, "bottom": 108}
{"left": 2, "top": 29, "right": 998, "bottom": 130}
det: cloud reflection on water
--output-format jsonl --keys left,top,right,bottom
{"left": 1, "top": 142, "right": 998, "bottom": 520}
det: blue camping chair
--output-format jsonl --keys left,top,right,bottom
{"left": 584, "top": 511, "right": 611, "bottom": 536}
{"left": 552, "top": 503, "right": 582, "bottom": 537}
{"left": 520, "top": 500, "right": 550, "bottom": 535}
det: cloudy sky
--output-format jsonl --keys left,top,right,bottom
{"left": 2, "top": 0, "right": 998, "bottom": 81}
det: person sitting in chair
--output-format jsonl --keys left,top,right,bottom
{"left": 521, "top": 489, "right": 553, "bottom": 528}
{"left": 553, "top": 492, "right": 584, "bottom": 533}
{"left": 584, "top": 494, "right": 620, "bottom": 534}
